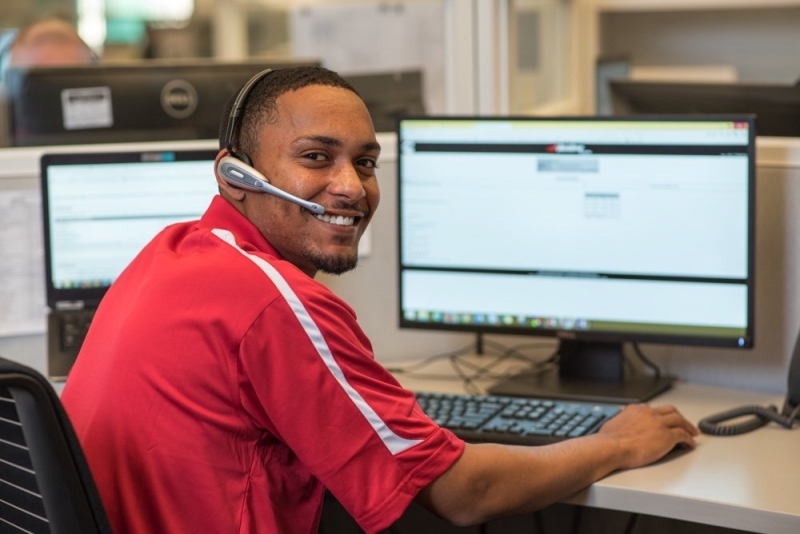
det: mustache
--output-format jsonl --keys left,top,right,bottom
{"left": 323, "top": 201, "right": 370, "bottom": 218}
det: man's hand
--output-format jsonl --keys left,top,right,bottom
{"left": 597, "top": 404, "right": 699, "bottom": 469}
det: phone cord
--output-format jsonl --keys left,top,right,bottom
{"left": 699, "top": 403, "right": 800, "bottom": 436}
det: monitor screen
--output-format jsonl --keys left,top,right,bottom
{"left": 41, "top": 148, "right": 218, "bottom": 309}
{"left": 610, "top": 79, "right": 800, "bottom": 137}
{"left": 397, "top": 116, "right": 755, "bottom": 403}
{"left": 5, "top": 58, "right": 320, "bottom": 147}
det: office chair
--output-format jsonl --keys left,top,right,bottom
{"left": 0, "top": 356, "right": 112, "bottom": 534}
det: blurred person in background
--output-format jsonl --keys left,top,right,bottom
{"left": 2, "top": 16, "right": 96, "bottom": 73}
{"left": 0, "top": 16, "right": 97, "bottom": 146}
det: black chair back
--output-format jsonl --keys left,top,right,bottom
{"left": 0, "top": 356, "right": 112, "bottom": 533}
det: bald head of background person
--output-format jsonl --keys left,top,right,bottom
{"left": 6, "top": 17, "right": 95, "bottom": 69}
{"left": 0, "top": 17, "right": 96, "bottom": 146}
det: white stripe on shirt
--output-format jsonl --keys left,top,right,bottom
{"left": 212, "top": 228, "right": 422, "bottom": 456}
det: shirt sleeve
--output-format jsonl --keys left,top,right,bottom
{"left": 235, "top": 274, "right": 465, "bottom": 533}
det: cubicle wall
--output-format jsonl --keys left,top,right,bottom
{"left": 1, "top": 134, "right": 799, "bottom": 395}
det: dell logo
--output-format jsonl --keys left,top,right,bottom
{"left": 160, "top": 79, "right": 198, "bottom": 119}
{"left": 167, "top": 92, "right": 191, "bottom": 108}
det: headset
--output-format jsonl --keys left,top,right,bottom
{"left": 216, "top": 68, "right": 325, "bottom": 215}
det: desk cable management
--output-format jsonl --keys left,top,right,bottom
{"left": 385, "top": 338, "right": 560, "bottom": 395}
{"left": 387, "top": 338, "right": 666, "bottom": 396}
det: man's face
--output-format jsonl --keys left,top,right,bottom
{"left": 240, "top": 84, "right": 381, "bottom": 277}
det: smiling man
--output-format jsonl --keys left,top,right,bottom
{"left": 62, "top": 67, "right": 697, "bottom": 534}
{"left": 217, "top": 72, "right": 381, "bottom": 277}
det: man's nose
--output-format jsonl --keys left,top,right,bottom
{"left": 328, "top": 164, "right": 367, "bottom": 201}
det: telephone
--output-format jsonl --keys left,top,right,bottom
{"left": 699, "top": 328, "right": 800, "bottom": 436}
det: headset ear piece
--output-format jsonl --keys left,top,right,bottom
{"left": 216, "top": 155, "right": 326, "bottom": 215}
{"left": 217, "top": 155, "right": 270, "bottom": 191}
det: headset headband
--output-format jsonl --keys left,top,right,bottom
{"left": 222, "top": 68, "right": 275, "bottom": 166}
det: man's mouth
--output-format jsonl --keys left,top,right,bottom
{"left": 313, "top": 213, "right": 358, "bottom": 227}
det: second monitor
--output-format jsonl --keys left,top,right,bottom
{"left": 397, "top": 115, "right": 756, "bottom": 403}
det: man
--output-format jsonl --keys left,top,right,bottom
{"left": 62, "top": 66, "right": 697, "bottom": 534}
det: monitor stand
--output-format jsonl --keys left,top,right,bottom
{"left": 487, "top": 340, "right": 673, "bottom": 405}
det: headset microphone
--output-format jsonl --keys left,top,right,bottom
{"left": 216, "top": 67, "right": 326, "bottom": 216}
{"left": 218, "top": 156, "right": 325, "bottom": 214}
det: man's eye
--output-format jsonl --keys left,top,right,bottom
{"left": 304, "top": 153, "right": 329, "bottom": 162}
{"left": 357, "top": 158, "right": 379, "bottom": 169}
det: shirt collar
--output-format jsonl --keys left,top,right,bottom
{"left": 199, "top": 195, "right": 282, "bottom": 259}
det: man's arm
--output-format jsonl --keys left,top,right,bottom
{"left": 415, "top": 403, "right": 698, "bottom": 526}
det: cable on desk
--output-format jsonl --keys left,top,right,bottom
{"left": 383, "top": 341, "right": 479, "bottom": 375}
{"left": 449, "top": 340, "right": 557, "bottom": 381}
{"left": 449, "top": 355, "right": 483, "bottom": 394}
{"left": 496, "top": 340, "right": 560, "bottom": 367}
{"left": 622, "top": 349, "right": 637, "bottom": 376}
{"left": 386, "top": 338, "right": 559, "bottom": 394}
{"left": 630, "top": 343, "right": 663, "bottom": 378}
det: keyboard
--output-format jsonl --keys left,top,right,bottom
{"left": 416, "top": 391, "right": 622, "bottom": 446}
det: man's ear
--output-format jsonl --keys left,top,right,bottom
{"left": 214, "top": 149, "right": 246, "bottom": 201}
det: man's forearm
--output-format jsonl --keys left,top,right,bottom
{"left": 417, "top": 436, "right": 622, "bottom": 525}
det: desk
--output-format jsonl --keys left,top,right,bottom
{"left": 389, "top": 356, "right": 800, "bottom": 534}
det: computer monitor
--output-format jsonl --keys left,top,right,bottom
{"left": 344, "top": 70, "right": 425, "bottom": 133}
{"left": 41, "top": 148, "right": 219, "bottom": 310}
{"left": 40, "top": 146, "right": 219, "bottom": 378}
{"left": 610, "top": 79, "right": 800, "bottom": 137}
{"left": 397, "top": 116, "right": 756, "bottom": 404}
{"left": 4, "top": 58, "right": 320, "bottom": 147}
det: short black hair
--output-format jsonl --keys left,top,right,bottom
{"left": 218, "top": 66, "right": 361, "bottom": 159}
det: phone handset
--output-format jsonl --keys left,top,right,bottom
{"left": 699, "top": 328, "right": 800, "bottom": 436}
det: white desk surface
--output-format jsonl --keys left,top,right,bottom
{"left": 390, "top": 357, "right": 800, "bottom": 534}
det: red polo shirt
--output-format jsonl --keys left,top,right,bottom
{"left": 62, "top": 195, "right": 464, "bottom": 534}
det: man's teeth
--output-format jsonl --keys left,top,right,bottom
{"left": 314, "top": 213, "right": 355, "bottom": 226}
